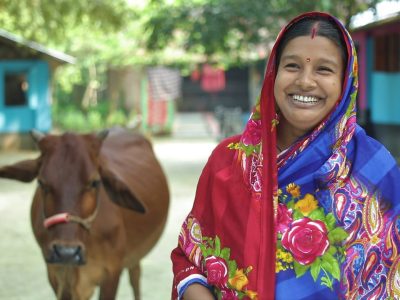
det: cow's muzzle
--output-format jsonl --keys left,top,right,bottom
{"left": 47, "top": 244, "right": 86, "bottom": 265}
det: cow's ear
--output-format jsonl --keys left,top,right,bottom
{"left": 0, "top": 158, "right": 40, "bottom": 182}
{"left": 97, "top": 129, "right": 109, "bottom": 142}
{"left": 30, "top": 129, "right": 46, "bottom": 144}
{"left": 100, "top": 167, "right": 146, "bottom": 213}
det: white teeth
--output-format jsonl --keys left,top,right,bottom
{"left": 292, "top": 94, "right": 318, "bottom": 103}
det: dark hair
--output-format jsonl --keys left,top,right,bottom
{"left": 276, "top": 16, "right": 347, "bottom": 68}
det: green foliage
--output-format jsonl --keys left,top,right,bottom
{"left": 58, "top": 109, "right": 87, "bottom": 132}
{"left": 52, "top": 101, "right": 130, "bottom": 132}
{"left": 144, "top": 0, "right": 280, "bottom": 65}
{"left": 0, "top": 0, "right": 134, "bottom": 45}
{"left": 87, "top": 111, "right": 103, "bottom": 130}
{"left": 143, "top": 0, "right": 383, "bottom": 65}
{"left": 106, "top": 110, "right": 128, "bottom": 127}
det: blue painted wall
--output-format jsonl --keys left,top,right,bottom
{"left": 371, "top": 72, "right": 400, "bottom": 125}
{"left": 362, "top": 35, "right": 400, "bottom": 125}
{"left": 0, "top": 60, "right": 51, "bottom": 133}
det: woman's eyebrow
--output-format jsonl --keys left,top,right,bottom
{"left": 280, "top": 54, "right": 299, "bottom": 61}
{"left": 318, "top": 58, "right": 340, "bottom": 68}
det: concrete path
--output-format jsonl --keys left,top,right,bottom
{"left": 0, "top": 113, "right": 218, "bottom": 299}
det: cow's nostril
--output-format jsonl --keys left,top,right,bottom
{"left": 51, "top": 244, "right": 84, "bottom": 265}
{"left": 54, "top": 244, "right": 81, "bottom": 258}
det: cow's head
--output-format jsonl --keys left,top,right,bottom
{"left": 0, "top": 130, "right": 146, "bottom": 265}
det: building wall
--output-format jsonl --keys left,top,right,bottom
{"left": 352, "top": 21, "right": 400, "bottom": 159}
{"left": 107, "top": 66, "right": 144, "bottom": 114}
{"left": 370, "top": 72, "right": 400, "bottom": 124}
{"left": 180, "top": 66, "right": 250, "bottom": 112}
{"left": 0, "top": 60, "right": 50, "bottom": 133}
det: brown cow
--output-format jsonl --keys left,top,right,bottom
{"left": 0, "top": 129, "right": 169, "bottom": 300}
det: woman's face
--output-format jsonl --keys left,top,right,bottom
{"left": 274, "top": 35, "right": 344, "bottom": 139}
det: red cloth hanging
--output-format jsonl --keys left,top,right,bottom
{"left": 190, "top": 69, "right": 200, "bottom": 81}
{"left": 148, "top": 99, "right": 168, "bottom": 126}
{"left": 201, "top": 64, "right": 226, "bottom": 93}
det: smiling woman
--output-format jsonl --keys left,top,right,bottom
{"left": 273, "top": 16, "right": 347, "bottom": 151}
{"left": 171, "top": 11, "right": 400, "bottom": 300}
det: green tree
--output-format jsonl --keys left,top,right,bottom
{"left": 143, "top": 0, "right": 382, "bottom": 66}
{"left": 0, "top": 0, "right": 133, "bottom": 45}
{"left": 0, "top": 0, "right": 138, "bottom": 110}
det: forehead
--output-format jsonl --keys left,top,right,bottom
{"left": 280, "top": 35, "right": 343, "bottom": 63}
{"left": 40, "top": 135, "right": 97, "bottom": 182}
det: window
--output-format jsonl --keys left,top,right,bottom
{"left": 374, "top": 33, "right": 400, "bottom": 72}
{"left": 5, "top": 73, "right": 28, "bottom": 106}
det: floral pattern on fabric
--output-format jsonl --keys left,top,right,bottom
{"left": 275, "top": 183, "right": 348, "bottom": 290}
{"left": 178, "top": 214, "right": 258, "bottom": 300}
{"left": 227, "top": 102, "right": 265, "bottom": 198}
{"left": 228, "top": 101, "right": 262, "bottom": 155}
{"left": 178, "top": 216, "right": 203, "bottom": 267}
{"left": 201, "top": 236, "right": 258, "bottom": 300}
{"left": 275, "top": 178, "right": 400, "bottom": 299}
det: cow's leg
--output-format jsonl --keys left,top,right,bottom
{"left": 128, "top": 263, "right": 141, "bottom": 300}
{"left": 98, "top": 269, "right": 122, "bottom": 300}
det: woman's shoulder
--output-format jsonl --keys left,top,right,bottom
{"left": 213, "top": 135, "right": 241, "bottom": 152}
{"left": 206, "top": 134, "right": 241, "bottom": 167}
{"left": 355, "top": 125, "right": 398, "bottom": 162}
{"left": 353, "top": 125, "right": 400, "bottom": 186}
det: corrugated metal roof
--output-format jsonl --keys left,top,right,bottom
{"left": 0, "top": 28, "right": 75, "bottom": 64}
{"left": 352, "top": 12, "right": 400, "bottom": 32}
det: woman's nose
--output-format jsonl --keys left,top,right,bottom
{"left": 295, "top": 70, "right": 316, "bottom": 90}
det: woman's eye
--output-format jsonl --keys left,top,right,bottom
{"left": 285, "top": 63, "right": 299, "bottom": 69}
{"left": 284, "top": 63, "right": 299, "bottom": 70}
{"left": 318, "top": 66, "right": 333, "bottom": 73}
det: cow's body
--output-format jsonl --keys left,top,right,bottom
{"left": 0, "top": 129, "right": 169, "bottom": 300}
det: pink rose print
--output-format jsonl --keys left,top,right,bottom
{"left": 277, "top": 203, "right": 293, "bottom": 234}
{"left": 205, "top": 256, "right": 229, "bottom": 288}
{"left": 242, "top": 119, "right": 261, "bottom": 146}
{"left": 281, "top": 217, "right": 329, "bottom": 265}
{"left": 221, "top": 288, "right": 239, "bottom": 300}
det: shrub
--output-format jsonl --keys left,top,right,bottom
{"left": 87, "top": 110, "right": 103, "bottom": 130}
{"left": 52, "top": 102, "right": 130, "bottom": 132}
{"left": 106, "top": 110, "right": 128, "bottom": 127}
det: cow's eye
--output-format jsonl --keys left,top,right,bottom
{"left": 90, "top": 180, "right": 101, "bottom": 189}
{"left": 38, "top": 179, "right": 49, "bottom": 192}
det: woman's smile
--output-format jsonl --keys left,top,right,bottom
{"left": 290, "top": 94, "right": 322, "bottom": 105}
